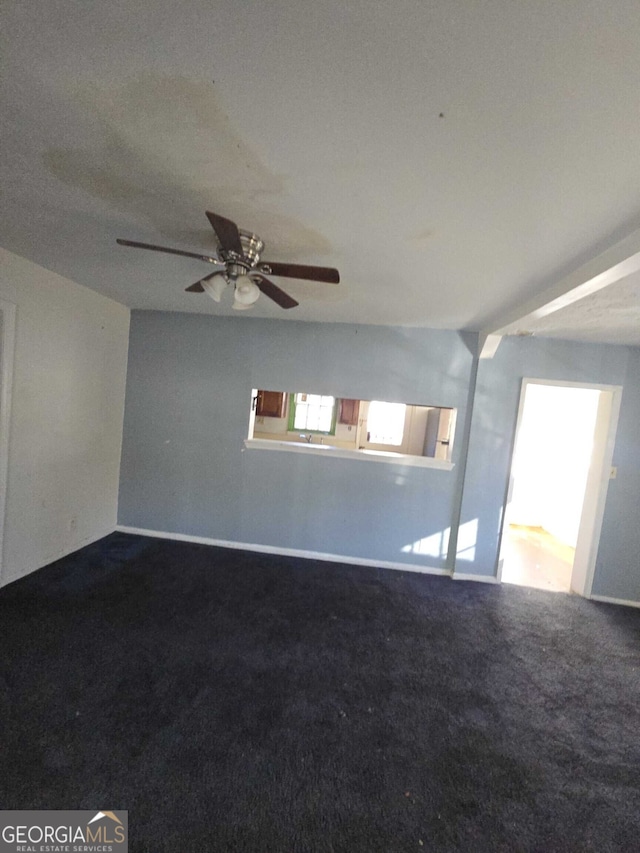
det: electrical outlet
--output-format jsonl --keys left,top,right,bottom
{"left": 610, "top": 466, "right": 617, "bottom": 480}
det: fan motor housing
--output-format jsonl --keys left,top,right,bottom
{"left": 219, "top": 230, "right": 264, "bottom": 278}
{"left": 241, "top": 231, "right": 264, "bottom": 265}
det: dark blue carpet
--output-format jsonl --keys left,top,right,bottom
{"left": 1, "top": 532, "right": 639, "bottom": 851}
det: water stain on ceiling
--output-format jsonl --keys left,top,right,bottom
{"left": 43, "top": 74, "right": 332, "bottom": 259}
{"left": 407, "top": 228, "right": 436, "bottom": 246}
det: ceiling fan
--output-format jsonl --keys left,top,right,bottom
{"left": 117, "top": 211, "right": 340, "bottom": 310}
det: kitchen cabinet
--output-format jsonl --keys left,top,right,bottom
{"left": 338, "top": 398, "right": 360, "bottom": 425}
{"left": 256, "top": 390, "right": 287, "bottom": 418}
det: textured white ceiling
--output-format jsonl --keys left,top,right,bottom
{"left": 2, "top": 0, "right": 640, "bottom": 334}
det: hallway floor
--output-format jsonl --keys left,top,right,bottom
{"left": 501, "top": 524, "right": 574, "bottom": 592}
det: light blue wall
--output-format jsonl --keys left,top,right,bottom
{"left": 456, "top": 337, "right": 640, "bottom": 600}
{"left": 119, "top": 312, "right": 640, "bottom": 600}
{"left": 118, "top": 312, "right": 474, "bottom": 570}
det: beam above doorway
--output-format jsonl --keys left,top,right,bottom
{"left": 478, "top": 227, "right": 640, "bottom": 358}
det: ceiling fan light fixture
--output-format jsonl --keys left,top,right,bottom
{"left": 201, "top": 272, "right": 228, "bottom": 302}
{"left": 117, "top": 210, "right": 340, "bottom": 311}
{"left": 234, "top": 274, "right": 260, "bottom": 306}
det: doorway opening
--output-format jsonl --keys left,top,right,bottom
{"left": 499, "top": 379, "right": 621, "bottom": 596}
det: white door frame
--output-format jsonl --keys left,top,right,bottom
{"left": 497, "top": 377, "right": 622, "bottom": 597}
{"left": 0, "top": 300, "right": 16, "bottom": 585}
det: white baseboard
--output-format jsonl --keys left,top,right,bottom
{"left": 589, "top": 594, "right": 640, "bottom": 609}
{"left": 451, "top": 572, "right": 499, "bottom": 584}
{"left": 116, "top": 525, "right": 451, "bottom": 577}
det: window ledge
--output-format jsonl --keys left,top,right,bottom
{"left": 244, "top": 438, "right": 454, "bottom": 470}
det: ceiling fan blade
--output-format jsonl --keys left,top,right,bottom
{"left": 206, "top": 211, "right": 244, "bottom": 256}
{"left": 252, "top": 275, "right": 299, "bottom": 309}
{"left": 260, "top": 261, "right": 340, "bottom": 284}
{"left": 117, "top": 238, "right": 222, "bottom": 265}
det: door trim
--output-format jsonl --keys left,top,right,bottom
{"left": 573, "top": 386, "right": 622, "bottom": 597}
